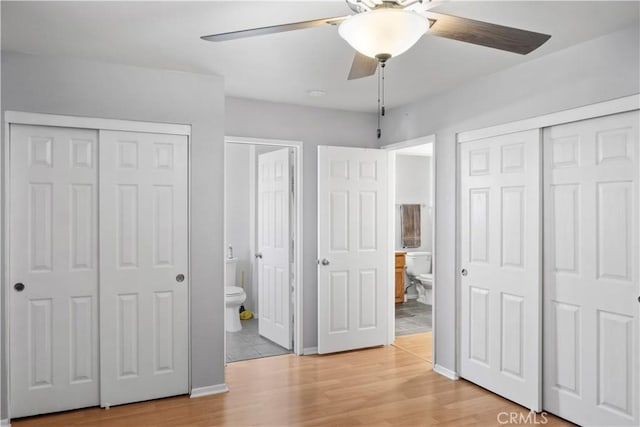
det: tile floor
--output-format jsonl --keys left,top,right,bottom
{"left": 226, "top": 318, "right": 291, "bottom": 363}
{"left": 395, "top": 299, "right": 432, "bottom": 336}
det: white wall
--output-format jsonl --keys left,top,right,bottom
{"left": 225, "top": 96, "right": 378, "bottom": 349}
{"left": 395, "top": 154, "right": 432, "bottom": 253}
{"left": 225, "top": 143, "right": 253, "bottom": 308}
{"left": 381, "top": 24, "right": 640, "bottom": 375}
{"left": 1, "top": 51, "right": 226, "bottom": 418}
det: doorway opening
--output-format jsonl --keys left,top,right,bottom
{"left": 384, "top": 135, "right": 436, "bottom": 363}
{"left": 223, "top": 136, "right": 303, "bottom": 364}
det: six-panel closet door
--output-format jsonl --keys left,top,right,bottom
{"left": 98, "top": 130, "right": 189, "bottom": 407}
{"left": 543, "top": 111, "right": 639, "bottom": 426}
{"left": 459, "top": 130, "right": 541, "bottom": 411}
{"left": 8, "top": 124, "right": 189, "bottom": 418}
{"left": 9, "top": 125, "right": 100, "bottom": 417}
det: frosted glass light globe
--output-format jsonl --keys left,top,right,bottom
{"left": 338, "top": 9, "right": 427, "bottom": 59}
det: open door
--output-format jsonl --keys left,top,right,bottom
{"left": 459, "top": 130, "right": 541, "bottom": 411}
{"left": 317, "top": 146, "right": 388, "bottom": 354}
{"left": 257, "top": 148, "right": 292, "bottom": 350}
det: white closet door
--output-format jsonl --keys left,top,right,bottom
{"left": 257, "top": 148, "right": 292, "bottom": 349}
{"left": 317, "top": 146, "right": 388, "bottom": 354}
{"left": 459, "top": 130, "right": 541, "bottom": 411}
{"left": 99, "top": 130, "right": 189, "bottom": 407}
{"left": 543, "top": 111, "right": 639, "bottom": 426}
{"left": 9, "top": 125, "right": 99, "bottom": 417}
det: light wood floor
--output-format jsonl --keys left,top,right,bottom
{"left": 14, "top": 332, "right": 571, "bottom": 426}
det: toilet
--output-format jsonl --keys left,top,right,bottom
{"left": 225, "top": 257, "right": 247, "bottom": 332}
{"left": 405, "top": 252, "right": 433, "bottom": 305}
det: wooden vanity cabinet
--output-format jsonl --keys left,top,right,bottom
{"left": 395, "top": 252, "right": 406, "bottom": 304}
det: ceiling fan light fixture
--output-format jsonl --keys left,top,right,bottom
{"left": 338, "top": 9, "right": 427, "bottom": 59}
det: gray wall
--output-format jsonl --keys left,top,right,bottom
{"left": 225, "top": 97, "right": 378, "bottom": 349}
{"left": 0, "top": 51, "right": 226, "bottom": 417}
{"left": 381, "top": 24, "right": 640, "bottom": 374}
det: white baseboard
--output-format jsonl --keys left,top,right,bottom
{"left": 190, "top": 383, "right": 229, "bottom": 398}
{"left": 434, "top": 364, "right": 459, "bottom": 380}
{"left": 1, "top": 418, "right": 11, "bottom": 427}
{"left": 303, "top": 346, "right": 318, "bottom": 355}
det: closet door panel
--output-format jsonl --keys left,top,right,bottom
{"left": 459, "top": 129, "right": 541, "bottom": 411}
{"left": 99, "top": 130, "right": 189, "bottom": 407}
{"left": 9, "top": 125, "right": 99, "bottom": 418}
{"left": 543, "top": 110, "right": 639, "bottom": 426}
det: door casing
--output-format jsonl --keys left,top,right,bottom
{"left": 223, "top": 136, "right": 304, "bottom": 357}
{"left": 382, "top": 135, "right": 437, "bottom": 361}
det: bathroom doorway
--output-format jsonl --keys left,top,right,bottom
{"left": 223, "top": 136, "right": 303, "bottom": 363}
{"left": 384, "top": 136, "right": 436, "bottom": 363}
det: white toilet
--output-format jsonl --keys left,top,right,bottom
{"left": 405, "top": 252, "right": 433, "bottom": 305}
{"left": 225, "top": 257, "right": 247, "bottom": 332}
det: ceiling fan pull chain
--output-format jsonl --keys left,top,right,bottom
{"left": 381, "top": 62, "right": 386, "bottom": 117}
{"left": 377, "top": 60, "right": 382, "bottom": 139}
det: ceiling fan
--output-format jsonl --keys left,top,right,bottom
{"left": 201, "top": 0, "right": 552, "bottom": 80}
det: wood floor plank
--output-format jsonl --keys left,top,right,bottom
{"left": 13, "top": 335, "right": 572, "bottom": 426}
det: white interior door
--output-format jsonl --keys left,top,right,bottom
{"left": 9, "top": 124, "right": 99, "bottom": 417}
{"left": 257, "top": 148, "right": 292, "bottom": 349}
{"left": 317, "top": 146, "right": 388, "bottom": 354}
{"left": 99, "top": 130, "right": 189, "bottom": 407}
{"left": 543, "top": 111, "right": 639, "bottom": 426}
{"left": 459, "top": 130, "right": 541, "bottom": 411}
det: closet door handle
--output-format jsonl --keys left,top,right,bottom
{"left": 461, "top": 269, "right": 468, "bottom": 277}
{"left": 255, "top": 252, "right": 263, "bottom": 259}
{"left": 321, "top": 259, "right": 330, "bottom": 266}
{"left": 14, "top": 282, "right": 25, "bottom": 292}
{"left": 176, "top": 274, "right": 185, "bottom": 283}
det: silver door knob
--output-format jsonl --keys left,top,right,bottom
{"left": 321, "top": 259, "right": 330, "bottom": 266}
{"left": 255, "top": 252, "right": 263, "bottom": 259}
{"left": 461, "top": 268, "right": 468, "bottom": 276}
{"left": 176, "top": 274, "right": 185, "bottom": 283}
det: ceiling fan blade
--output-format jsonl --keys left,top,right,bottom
{"left": 347, "top": 51, "right": 378, "bottom": 80}
{"left": 201, "top": 16, "right": 348, "bottom": 42}
{"left": 427, "top": 12, "right": 551, "bottom": 55}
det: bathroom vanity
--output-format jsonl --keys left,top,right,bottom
{"left": 395, "top": 251, "right": 406, "bottom": 303}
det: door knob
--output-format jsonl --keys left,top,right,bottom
{"left": 255, "top": 252, "right": 263, "bottom": 259}
{"left": 14, "top": 283, "right": 25, "bottom": 292}
{"left": 321, "top": 259, "right": 330, "bottom": 266}
{"left": 461, "top": 269, "right": 468, "bottom": 277}
{"left": 176, "top": 274, "right": 185, "bottom": 283}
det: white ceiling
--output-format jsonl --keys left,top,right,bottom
{"left": 2, "top": 1, "right": 639, "bottom": 112}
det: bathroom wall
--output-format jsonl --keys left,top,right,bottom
{"left": 395, "top": 154, "right": 433, "bottom": 253}
{"left": 225, "top": 143, "right": 253, "bottom": 308}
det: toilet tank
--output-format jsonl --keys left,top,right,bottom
{"left": 225, "top": 257, "right": 238, "bottom": 287}
{"left": 405, "top": 252, "right": 432, "bottom": 276}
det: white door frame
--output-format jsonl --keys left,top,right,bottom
{"left": 223, "top": 136, "right": 304, "bottom": 357}
{"left": 382, "top": 135, "right": 437, "bottom": 355}
{"left": 454, "top": 93, "right": 640, "bottom": 379}
{"left": 1, "top": 110, "right": 192, "bottom": 420}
